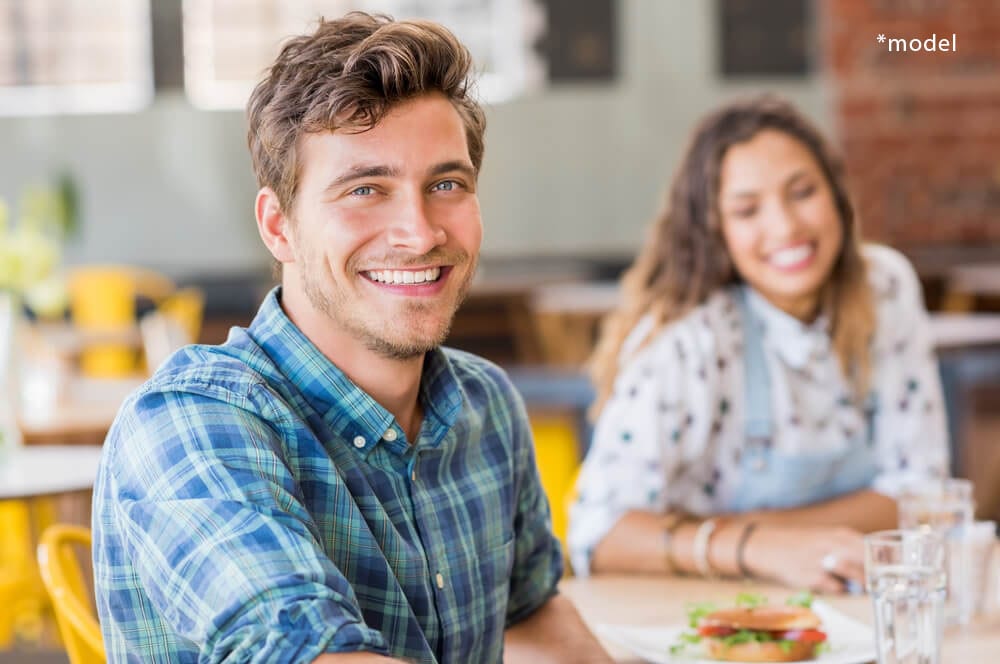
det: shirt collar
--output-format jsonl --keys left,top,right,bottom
{"left": 247, "top": 287, "right": 462, "bottom": 456}
{"left": 743, "top": 285, "right": 830, "bottom": 369}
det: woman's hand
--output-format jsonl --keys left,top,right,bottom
{"left": 742, "top": 524, "right": 866, "bottom": 594}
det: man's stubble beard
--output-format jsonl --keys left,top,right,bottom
{"left": 301, "top": 252, "right": 478, "bottom": 361}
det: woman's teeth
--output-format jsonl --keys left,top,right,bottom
{"left": 367, "top": 267, "right": 441, "bottom": 285}
{"left": 769, "top": 244, "right": 814, "bottom": 268}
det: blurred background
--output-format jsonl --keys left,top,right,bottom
{"left": 0, "top": 0, "right": 998, "bottom": 660}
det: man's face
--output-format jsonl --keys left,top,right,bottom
{"left": 284, "top": 93, "right": 482, "bottom": 359}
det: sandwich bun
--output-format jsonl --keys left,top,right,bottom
{"left": 703, "top": 638, "right": 818, "bottom": 662}
{"left": 700, "top": 605, "right": 821, "bottom": 632}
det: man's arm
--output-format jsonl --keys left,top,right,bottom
{"left": 504, "top": 594, "right": 613, "bottom": 664}
{"left": 313, "top": 654, "right": 409, "bottom": 663}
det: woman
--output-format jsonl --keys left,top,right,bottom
{"left": 567, "top": 96, "right": 948, "bottom": 592}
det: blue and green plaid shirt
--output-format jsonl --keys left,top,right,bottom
{"left": 93, "top": 288, "right": 562, "bottom": 663}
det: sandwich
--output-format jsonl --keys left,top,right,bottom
{"left": 672, "top": 593, "right": 828, "bottom": 662}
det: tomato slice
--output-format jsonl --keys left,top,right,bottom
{"left": 778, "top": 629, "right": 828, "bottom": 643}
{"left": 697, "top": 625, "right": 736, "bottom": 637}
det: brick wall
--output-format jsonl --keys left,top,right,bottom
{"left": 822, "top": 0, "right": 1000, "bottom": 247}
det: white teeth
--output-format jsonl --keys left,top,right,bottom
{"left": 366, "top": 267, "right": 442, "bottom": 285}
{"left": 769, "top": 244, "right": 814, "bottom": 268}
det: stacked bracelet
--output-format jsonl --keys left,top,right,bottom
{"left": 736, "top": 522, "right": 759, "bottom": 579}
{"left": 692, "top": 518, "right": 719, "bottom": 578}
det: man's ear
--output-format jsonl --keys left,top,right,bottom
{"left": 255, "top": 187, "right": 295, "bottom": 264}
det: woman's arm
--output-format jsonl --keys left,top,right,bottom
{"left": 590, "top": 487, "right": 893, "bottom": 592}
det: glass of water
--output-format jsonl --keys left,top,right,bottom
{"left": 897, "top": 478, "right": 974, "bottom": 625}
{"left": 865, "top": 530, "right": 947, "bottom": 664}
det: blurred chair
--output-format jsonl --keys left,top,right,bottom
{"left": 37, "top": 525, "right": 104, "bottom": 664}
{"left": 139, "top": 287, "right": 204, "bottom": 373}
{"left": 942, "top": 263, "right": 1000, "bottom": 312}
{"left": 530, "top": 415, "right": 581, "bottom": 552}
{"left": 157, "top": 287, "right": 204, "bottom": 345}
{"left": 68, "top": 266, "right": 174, "bottom": 377}
{"left": 0, "top": 499, "right": 55, "bottom": 648}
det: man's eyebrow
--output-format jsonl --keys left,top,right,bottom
{"left": 322, "top": 164, "right": 399, "bottom": 193}
{"left": 428, "top": 160, "right": 477, "bottom": 179}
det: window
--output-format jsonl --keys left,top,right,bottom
{"left": 182, "top": 0, "right": 543, "bottom": 110}
{"left": 0, "top": 0, "right": 153, "bottom": 115}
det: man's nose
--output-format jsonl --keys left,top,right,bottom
{"left": 386, "top": 193, "right": 447, "bottom": 255}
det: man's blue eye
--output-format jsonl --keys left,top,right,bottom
{"left": 434, "top": 180, "right": 457, "bottom": 191}
{"left": 351, "top": 186, "right": 374, "bottom": 196}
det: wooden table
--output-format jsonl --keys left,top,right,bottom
{"left": 19, "top": 375, "right": 142, "bottom": 446}
{"left": 561, "top": 574, "right": 1000, "bottom": 662}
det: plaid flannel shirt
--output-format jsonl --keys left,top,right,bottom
{"left": 93, "top": 288, "right": 562, "bottom": 663}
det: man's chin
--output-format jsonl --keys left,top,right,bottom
{"left": 363, "top": 325, "right": 452, "bottom": 361}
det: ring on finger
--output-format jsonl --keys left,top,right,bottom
{"left": 821, "top": 552, "right": 839, "bottom": 572}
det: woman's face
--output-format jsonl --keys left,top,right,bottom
{"left": 718, "top": 129, "right": 844, "bottom": 321}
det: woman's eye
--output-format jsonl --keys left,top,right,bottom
{"left": 350, "top": 186, "right": 375, "bottom": 196}
{"left": 792, "top": 185, "right": 815, "bottom": 199}
{"left": 732, "top": 207, "right": 757, "bottom": 219}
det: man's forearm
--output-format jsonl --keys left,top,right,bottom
{"left": 313, "top": 652, "right": 410, "bottom": 663}
{"left": 504, "top": 593, "right": 614, "bottom": 664}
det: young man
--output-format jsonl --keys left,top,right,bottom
{"left": 92, "top": 12, "right": 612, "bottom": 664}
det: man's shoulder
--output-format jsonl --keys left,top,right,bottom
{"left": 440, "top": 347, "right": 519, "bottom": 399}
{"left": 120, "top": 327, "right": 282, "bottom": 423}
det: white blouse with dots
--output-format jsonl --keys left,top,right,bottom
{"left": 567, "top": 244, "right": 949, "bottom": 576}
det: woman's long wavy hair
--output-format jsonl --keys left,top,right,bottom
{"left": 588, "top": 95, "right": 876, "bottom": 417}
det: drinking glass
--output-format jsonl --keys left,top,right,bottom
{"left": 897, "top": 478, "right": 974, "bottom": 624}
{"left": 864, "top": 529, "right": 947, "bottom": 664}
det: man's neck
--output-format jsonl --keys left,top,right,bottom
{"left": 279, "top": 287, "right": 425, "bottom": 443}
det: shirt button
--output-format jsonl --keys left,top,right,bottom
{"left": 353, "top": 435, "right": 366, "bottom": 449}
{"left": 383, "top": 428, "right": 398, "bottom": 442}
{"left": 435, "top": 573, "right": 445, "bottom": 589}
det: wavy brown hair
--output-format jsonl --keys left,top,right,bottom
{"left": 589, "top": 95, "right": 876, "bottom": 416}
{"left": 246, "top": 11, "right": 486, "bottom": 216}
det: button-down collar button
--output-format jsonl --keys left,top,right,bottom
{"left": 435, "top": 573, "right": 445, "bottom": 589}
{"left": 383, "top": 428, "right": 398, "bottom": 442}
{"left": 353, "top": 435, "right": 366, "bottom": 449}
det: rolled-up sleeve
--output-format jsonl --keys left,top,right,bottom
{"left": 103, "top": 385, "right": 388, "bottom": 663}
{"left": 501, "top": 382, "right": 563, "bottom": 627}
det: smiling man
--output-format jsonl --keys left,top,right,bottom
{"left": 92, "top": 12, "right": 611, "bottom": 664}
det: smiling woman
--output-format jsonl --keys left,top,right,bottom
{"left": 569, "top": 95, "right": 949, "bottom": 595}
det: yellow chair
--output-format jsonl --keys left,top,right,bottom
{"left": 68, "top": 266, "right": 175, "bottom": 377}
{"left": 529, "top": 414, "right": 581, "bottom": 551}
{"left": 37, "top": 525, "right": 105, "bottom": 664}
{"left": 0, "top": 500, "right": 51, "bottom": 647}
{"left": 157, "top": 287, "right": 204, "bottom": 344}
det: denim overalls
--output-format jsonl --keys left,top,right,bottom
{"left": 726, "top": 286, "right": 880, "bottom": 513}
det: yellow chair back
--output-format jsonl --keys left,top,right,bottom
{"left": 529, "top": 414, "right": 580, "bottom": 551}
{"left": 158, "top": 287, "right": 204, "bottom": 344}
{"left": 37, "top": 525, "right": 105, "bottom": 664}
{"left": 68, "top": 266, "right": 174, "bottom": 377}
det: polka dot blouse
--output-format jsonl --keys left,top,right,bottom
{"left": 568, "top": 245, "right": 949, "bottom": 576}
